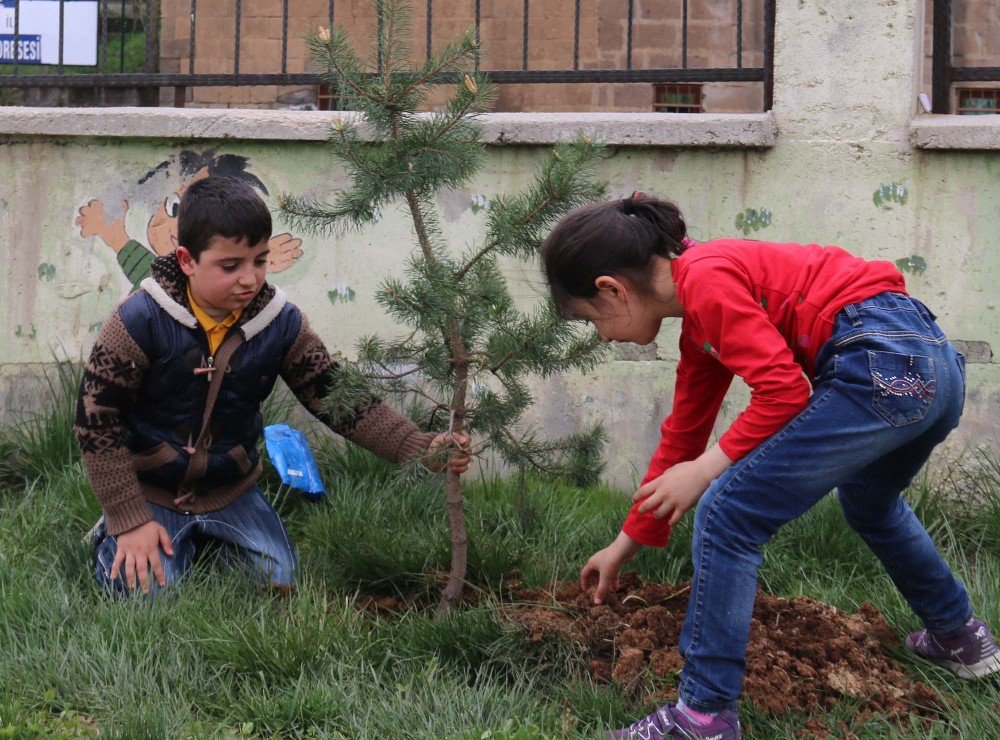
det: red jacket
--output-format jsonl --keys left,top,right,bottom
{"left": 622, "top": 239, "right": 907, "bottom": 547}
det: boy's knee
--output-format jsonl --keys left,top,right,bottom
{"left": 267, "top": 554, "right": 299, "bottom": 587}
{"left": 245, "top": 546, "right": 298, "bottom": 588}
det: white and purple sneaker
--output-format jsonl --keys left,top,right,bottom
{"left": 606, "top": 702, "right": 740, "bottom": 740}
{"left": 907, "top": 618, "right": 1000, "bottom": 679}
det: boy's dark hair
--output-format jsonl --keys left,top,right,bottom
{"left": 178, "top": 176, "right": 273, "bottom": 259}
{"left": 541, "top": 194, "right": 689, "bottom": 318}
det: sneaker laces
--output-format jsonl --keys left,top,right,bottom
{"left": 626, "top": 709, "right": 670, "bottom": 738}
{"left": 974, "top": 625, "right": 999, "bottom": 657}
{"left": 912, "top": 630, "right": 934, "bottom": 652}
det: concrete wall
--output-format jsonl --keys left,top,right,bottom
{"left": 1, "top": 0, "right": 998, "bottom": 488}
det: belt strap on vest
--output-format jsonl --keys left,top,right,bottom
{"left": 173, "top": 331, "right": 245, "bottom": 508}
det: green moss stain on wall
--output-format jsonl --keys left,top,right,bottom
{"left": 894, "top": 255, "right": 927, "bottom": 275}
{"left": 735, "top": 208, "right": 774, "bottom": 235}
{"left": 873, "top": 182, "right": 908, "bottom": 209}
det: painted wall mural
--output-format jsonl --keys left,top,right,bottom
{"left": 73, "top": 149, "right": 305, "bottom": 294}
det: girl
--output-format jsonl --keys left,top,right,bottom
{"left": 541, "top": 194, "right": 999, "bottom": 739}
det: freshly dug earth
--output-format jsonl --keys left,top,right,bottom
{"left": 506, "top": 572, "right": 944, "bottom": 723}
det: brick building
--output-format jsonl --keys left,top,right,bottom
{"left": 158, "top": 0, "right": 767, "bottom": 112}
{"left": 922, "top": 0, "right": 1000, "bottom": 113}
{"left": 158, "top": 0, "right": 997, "bottom": 113}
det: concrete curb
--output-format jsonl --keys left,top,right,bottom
{"left": 0, "top": 107, "right": 778, "bottom": 148}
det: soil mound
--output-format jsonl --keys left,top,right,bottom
{"left": 506, "top": 572, "right": 943, "bottom": 724}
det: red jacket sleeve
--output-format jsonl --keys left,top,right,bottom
{"left": 622, "top": 256, "right": 813, "bottom": 548}
{"left": 686, "top": 257, "right": 811, "bottom": 461}
{"left": 621, "top": 332, "right": 733, "bottom": 547}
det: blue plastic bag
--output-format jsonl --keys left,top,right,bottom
{"left": 263, "top": 424, "right": 326, "bottom": 499}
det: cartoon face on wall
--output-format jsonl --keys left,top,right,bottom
{"left": 75, "top": 149, "right": 304, "bottom": 292}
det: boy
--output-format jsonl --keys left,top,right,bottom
{"left": 75, "top": 176, "right": 469, "bottom": 595}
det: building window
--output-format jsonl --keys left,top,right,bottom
{"left": 956, "top": 87, "right": 1000, "bottom": 115}
{"left": 317, "top": 84, "right": 339, "bottom": 111}
{"left": 652, "top": 83, "right": 703, "bottom": 113}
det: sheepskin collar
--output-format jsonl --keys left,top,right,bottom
{"left": 139, "top": 252, "right": 287, "bottom": 341}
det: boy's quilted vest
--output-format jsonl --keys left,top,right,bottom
{"left": 116, "top": 279, "right": 300, "bottom": 497}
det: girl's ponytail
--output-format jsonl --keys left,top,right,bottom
{"left": 541, "top": 193, "right": 691, "bottom": 316}
{"left": 621, "top": 192, "right": 689, "bottom": 255}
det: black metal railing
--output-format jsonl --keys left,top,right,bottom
{"left": 932, "top": 0, "right": 1000, "bottom": 113}
{"left": 0, "top": 0, "right": 775, "bottom": 109}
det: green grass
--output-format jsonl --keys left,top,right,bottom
{"left": 2, "top": 372, "right": 1000, "bottom": 737}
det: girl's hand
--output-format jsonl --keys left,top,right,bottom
{"left": 634, "top": 460, "right": 712, "bottom": 526}
{"left": 427, "top": 432, "right": 472, "bottom": 474}
{"left": 581, "top": 531, "right": 641, "bottom": 604}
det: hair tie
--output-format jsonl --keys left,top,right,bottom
{"left": 621, "top": 191, "right": 647, "bottom": 216}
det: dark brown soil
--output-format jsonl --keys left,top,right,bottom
{"left": 504, "top": 572, "right": 945, "bottom": 725}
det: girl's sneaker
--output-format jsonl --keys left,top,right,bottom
{"left": 906, "top": 618, "right": 1000, "bottom": 679}
{"left": 606, "top": 702, "right": 740, "bottom": 739}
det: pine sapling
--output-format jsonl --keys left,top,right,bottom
{"left": 282, "top": 0, "right": 609, "bottom": 611}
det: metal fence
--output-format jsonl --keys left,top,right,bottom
{"left": 0, "top": 0, "right": 775, "bottom": 109}
{"left": 932, "top": 0, "right": 1000, "bottom": 113}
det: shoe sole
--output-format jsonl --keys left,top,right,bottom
{"left": 934, "top": 654, "right": 1000, "bottom": 679}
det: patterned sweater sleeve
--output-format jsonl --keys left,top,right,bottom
{"left": 279, "top": 313, "right": 434, "bottom": 464}
{"left": 74, "top": 309, "right": 152, "bottom": 536}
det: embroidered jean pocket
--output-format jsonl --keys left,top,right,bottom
{"left": 869, "top": 351, "right": 936, "bottom": 427}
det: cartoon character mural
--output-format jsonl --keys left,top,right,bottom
{"left": 75, "top": 150, "right": 303, "bottom": 292}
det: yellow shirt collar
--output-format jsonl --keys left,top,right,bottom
{"left": 187, "top": 285, "right": 242, "bottom": 354}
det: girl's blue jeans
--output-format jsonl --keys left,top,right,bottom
{"left": 94, "top": 485, "right": 299, "bottom": 595}
{"left": 678, "top": 292, "right": 971, "bottom": 713}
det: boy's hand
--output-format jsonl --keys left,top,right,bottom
{"left": 110, "top": 521, "right": 175, "bottom": 594}
{"left": 581, "top": 531, "right": 641, "bottom": 604}
{"left": 426, "top": 432, "right": 471, "bottom": 474}
{"left": 634, "top": 460, "right": 712, "bottom": 526}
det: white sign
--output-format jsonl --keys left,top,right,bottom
{"left": 1, "top": 0, "right": 98, "bottom": 65}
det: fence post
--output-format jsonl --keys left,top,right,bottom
{"left": 932, "top": 0, "right": 952, "bottom": 113}
{"left": 763, "top": 0, "right": 775, "bottom": 111}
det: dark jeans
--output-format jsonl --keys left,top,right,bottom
{"left": 94, "top": 485, "right": 298, "bottom": 595}
{"left": 678, "top": 292, "right": 971, "bottom": 712}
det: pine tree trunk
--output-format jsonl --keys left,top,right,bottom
{"left": 399, "top": 184, "right": 471, "bottom": 613}
{"left": 439, "top": 467, "right": 468, "bottom": 612}
{"left": 437, "top": 349, "right": 469, "bottom": 613}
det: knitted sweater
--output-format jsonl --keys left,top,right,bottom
{"left": 75, "top": 253, "right": 434, "bottom": 535}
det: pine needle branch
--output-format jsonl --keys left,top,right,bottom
{"left": 488, "top": 317, "right": 561, "bottom": 374}
{"left": 454, "top": 189, "right": 556, "bottom": 281}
